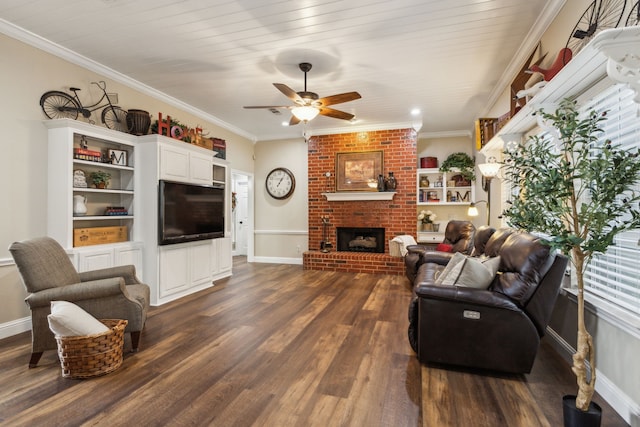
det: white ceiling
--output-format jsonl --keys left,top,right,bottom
{"left": 0, "top": 0, "right": 561, "bottom": 141}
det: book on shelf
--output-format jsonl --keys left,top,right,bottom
{"left": 73, "top": 147, "right": 102, "bottom": 162}
{"left": 104, "top": 206, "right": 129, "bottom": 216}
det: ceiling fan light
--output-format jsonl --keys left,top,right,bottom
{"left": 292, "top": 106, "right": 320, "bottom": 122}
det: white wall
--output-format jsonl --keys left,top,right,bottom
{"left": 0, "top": 32, "right": 254, "bottom": 328}
{"left": 253, "top": 137, "right": 309, "bottom": 262}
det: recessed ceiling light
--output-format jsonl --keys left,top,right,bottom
{"left": 281, "top": 121, "right": 289, "bottom": 126}
{"left": 411, "top": 108, "right": 421, "bottom": 116}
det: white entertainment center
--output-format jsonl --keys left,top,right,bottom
{"left": 46, "top": 119, "right": 232, "bottom": 306}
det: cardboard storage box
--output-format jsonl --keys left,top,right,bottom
{"left": 73, "top": 226, "right": 128, "bottom": 247}
{"left": 192, "top": 136, "right": 214, "bottom": 150}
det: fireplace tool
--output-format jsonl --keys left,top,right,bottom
{"left": 320, "top": 216, "right": 332, "bottom": 252}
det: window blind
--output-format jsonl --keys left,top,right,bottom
{"left": 503, "top": 83, "right": 640, "bottom": 316}
{"left": 579, "top": 83, "right": 640, "bottom": 315}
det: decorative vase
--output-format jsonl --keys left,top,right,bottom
{"left": 96, "top": 182, "right": 106, "bottom": 189}
{"left": 126, "top": 109, "right": 151, "bottom": 136}
{"left": 377, "top": 174, "right": 386, "bottom": 192}
{"left": 421, "top": 223, "right": 433, "bottom": 232}
{"left": 562, "top": 395, "right": 602, "bottom": 427}
{"left": 73, "top": 195, "right": 87, "bottom": 216}
{"left": 386, "top": 172, "right": 397, "bottom": 191}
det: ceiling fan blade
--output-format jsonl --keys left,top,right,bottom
{"left": 319, "top": 107, "right": 355, "bottom": 121}
{"left": 274, "top": 83, "right": 304, "bottom": 103}
{"left": 316, "top": 92, "right": 361, "bottom": 107}
{"left": 289, "top": 115, "right": 301, "bottom": 126}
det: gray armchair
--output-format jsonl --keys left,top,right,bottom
{"left": 9, "top": 237, "right": 150, "bottom": 367}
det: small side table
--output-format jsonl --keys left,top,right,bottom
{"left": 417, "top": 232, "right": 445, "bottom": 248}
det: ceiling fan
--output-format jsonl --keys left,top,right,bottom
{"left": 243, "top": 62, "right": 361, "bottom": 125}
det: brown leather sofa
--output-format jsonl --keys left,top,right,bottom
{"left": 407, "top": 227, "right": 568, "bottom": 374}
{"left": 404, "top": 220, "right": 476, "bottom": 283}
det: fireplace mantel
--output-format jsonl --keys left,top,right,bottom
{"left": 322, "top": 192, "right": 396, "bottom": 201}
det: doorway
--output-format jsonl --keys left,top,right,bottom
{"left": 231, "top": 171, "right": 254, "bottom": 261}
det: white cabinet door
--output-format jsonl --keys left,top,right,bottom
{"left": 115, "top": 245, "right": 144, "bottom": 279}
{"left": 190, "top": 242, "right": 212, "bottom": 286}
{"left": 159, "top": 245, "right": 190, "bottom": 298}
{"left": 217, "top": 237, "right": 232, "bottom": 273}
{"left": 160, "top": 144, "right": 212, "bottom": 185}
{"left": 160, "top": 145, "right": 189, "bottom": 181}
{"left": 77, "top": 248, "right": 114, "bottom": 272}
{"left": 189, "top": 151, "right": 213, "bottom": 184}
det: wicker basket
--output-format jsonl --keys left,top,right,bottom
{"left": 55, "top": 319, "right": 127, "bottom": 379}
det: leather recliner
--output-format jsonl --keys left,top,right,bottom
{"left": 407, "top": 228, "right": 568, "bottom": 374}
{"left": 404, "top": 220, "right": 476, "bottom": 283}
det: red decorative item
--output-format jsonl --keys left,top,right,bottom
{"left": 529, "top": 48, "right": 572, "bottom": 81}
{"left": 436, "top": 243, "right": 453, "bottom": 252}
{"left": 420, "top": 157, "right": 438, "bottom": 168}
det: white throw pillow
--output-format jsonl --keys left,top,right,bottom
{"left": 47, "top": 301, "right": 109, "bottom": 337}
{"left": 434, "top": 252, "right": 467, "bottom": 286}
{"left": 455, "top": 256, "right": 501, "bottom": 289}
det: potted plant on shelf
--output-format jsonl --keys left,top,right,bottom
{"left": 502, "top": 99, "right": 640, "bottom": 426}
{"left": 89, "top": 171, "right": 111, "bottom": 189}
{"left": 439, "top": 152, "right": 476, "bottom": 182}
{"left": 417, "top": 209, "right": 437, "bottom": 232}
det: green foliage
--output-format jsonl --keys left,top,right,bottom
{"left": 89, "top": 170, "right": 111, "bottom": 186}
{"left": 502, "top": 99, "right": 640, "bottom": 271}
{"left": 439, "top": 152, "right": 476, "bottom": 181}
{"left": 150, "top": 117, "right": 192, "bottom": 142}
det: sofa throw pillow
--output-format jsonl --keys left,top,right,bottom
{"left": 455, "top": 256, "right": 501, "bottom": 289}
{"left": 434, "top": 252, "right": 467, "bottom": 285}
{"left": 47, "top": 300, "right": 109, "bottom": 337}
{"left": 436, "top": 243, "right": 453, "bottom": 252}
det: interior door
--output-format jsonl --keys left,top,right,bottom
{"left": 234, "top": 179, "right": 249, "bottom": 256}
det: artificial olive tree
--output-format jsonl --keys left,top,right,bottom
{"left": 502, "top": 99, "right": 640, "bottom": 411}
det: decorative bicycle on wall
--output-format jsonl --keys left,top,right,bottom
{"left": 565, "top": 0, "right": 640, "bottom": 63}
{"left": 39, "top": 81, "right": 128, "bottom": 132}
{"left": 627, "top": 0, "right": 640, "bottom": 26}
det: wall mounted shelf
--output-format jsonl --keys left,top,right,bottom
{"left": 479, "top": 27, "right": 638, "bottom": 156}
{"left": 322, "top": 192, "right": 396, "bottom": 201}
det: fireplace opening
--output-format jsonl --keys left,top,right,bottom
{"left": 336, "top": 227, "right": 385, "bottom": 253}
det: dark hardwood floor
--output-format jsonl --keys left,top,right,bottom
{"left": 0, "top": 257, "right": 628, "bottom": 426}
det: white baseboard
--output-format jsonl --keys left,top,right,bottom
{"left": 252, "top": 256, "right": 303, "bottom": 265}
{"left": 546, "top": 327, "right": 640, "bottom": 426}
{"left": 0, "top": 317, "right": 30, "bottom": 339}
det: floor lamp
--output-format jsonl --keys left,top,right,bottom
{"left": 467, "top": 200, "right": 488, "bottom": 225}
{"left": 469, "top": 158, "right": 501, "bottom": 225}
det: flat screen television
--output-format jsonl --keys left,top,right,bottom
{"left": 158, "top": 180, "right": 225, "bottom": 245}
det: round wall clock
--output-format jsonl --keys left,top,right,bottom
{"left": 266, "top": 167, "right": 295, "bottom": 199}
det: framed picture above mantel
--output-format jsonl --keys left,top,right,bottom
{"left": 335, "top": 150, "right": 383, "bottom": 192}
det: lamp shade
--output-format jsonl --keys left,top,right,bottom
{"left": 467, "top": 200, "right": 486, "bottom": 218}
{"left": 291, "top": 106, "right": 320, "bottom": 122}
{"left": 478, "top": 162, "right": 501, "bottom": 178}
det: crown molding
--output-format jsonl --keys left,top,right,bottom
{"left": 419, "top": 130, "right": 472, "bottom": 139}
{"left": 481, "top": 0, "right": 567, "bottom": 117}
{"left": 256, "top": 121, "right": 418, "bottom": 142}
{"left": 0, "top": 18, "right": 257, "bottom": 142}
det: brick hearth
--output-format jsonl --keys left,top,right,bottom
{"left": 303, "top": 251, "right": 405, "bottom": 275}
{"left": 303, "top": 129, "right": 417, "bottom": 275}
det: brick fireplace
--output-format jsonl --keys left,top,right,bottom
{"left": 303, "top": 129, "right": 417, "bottom": 275}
